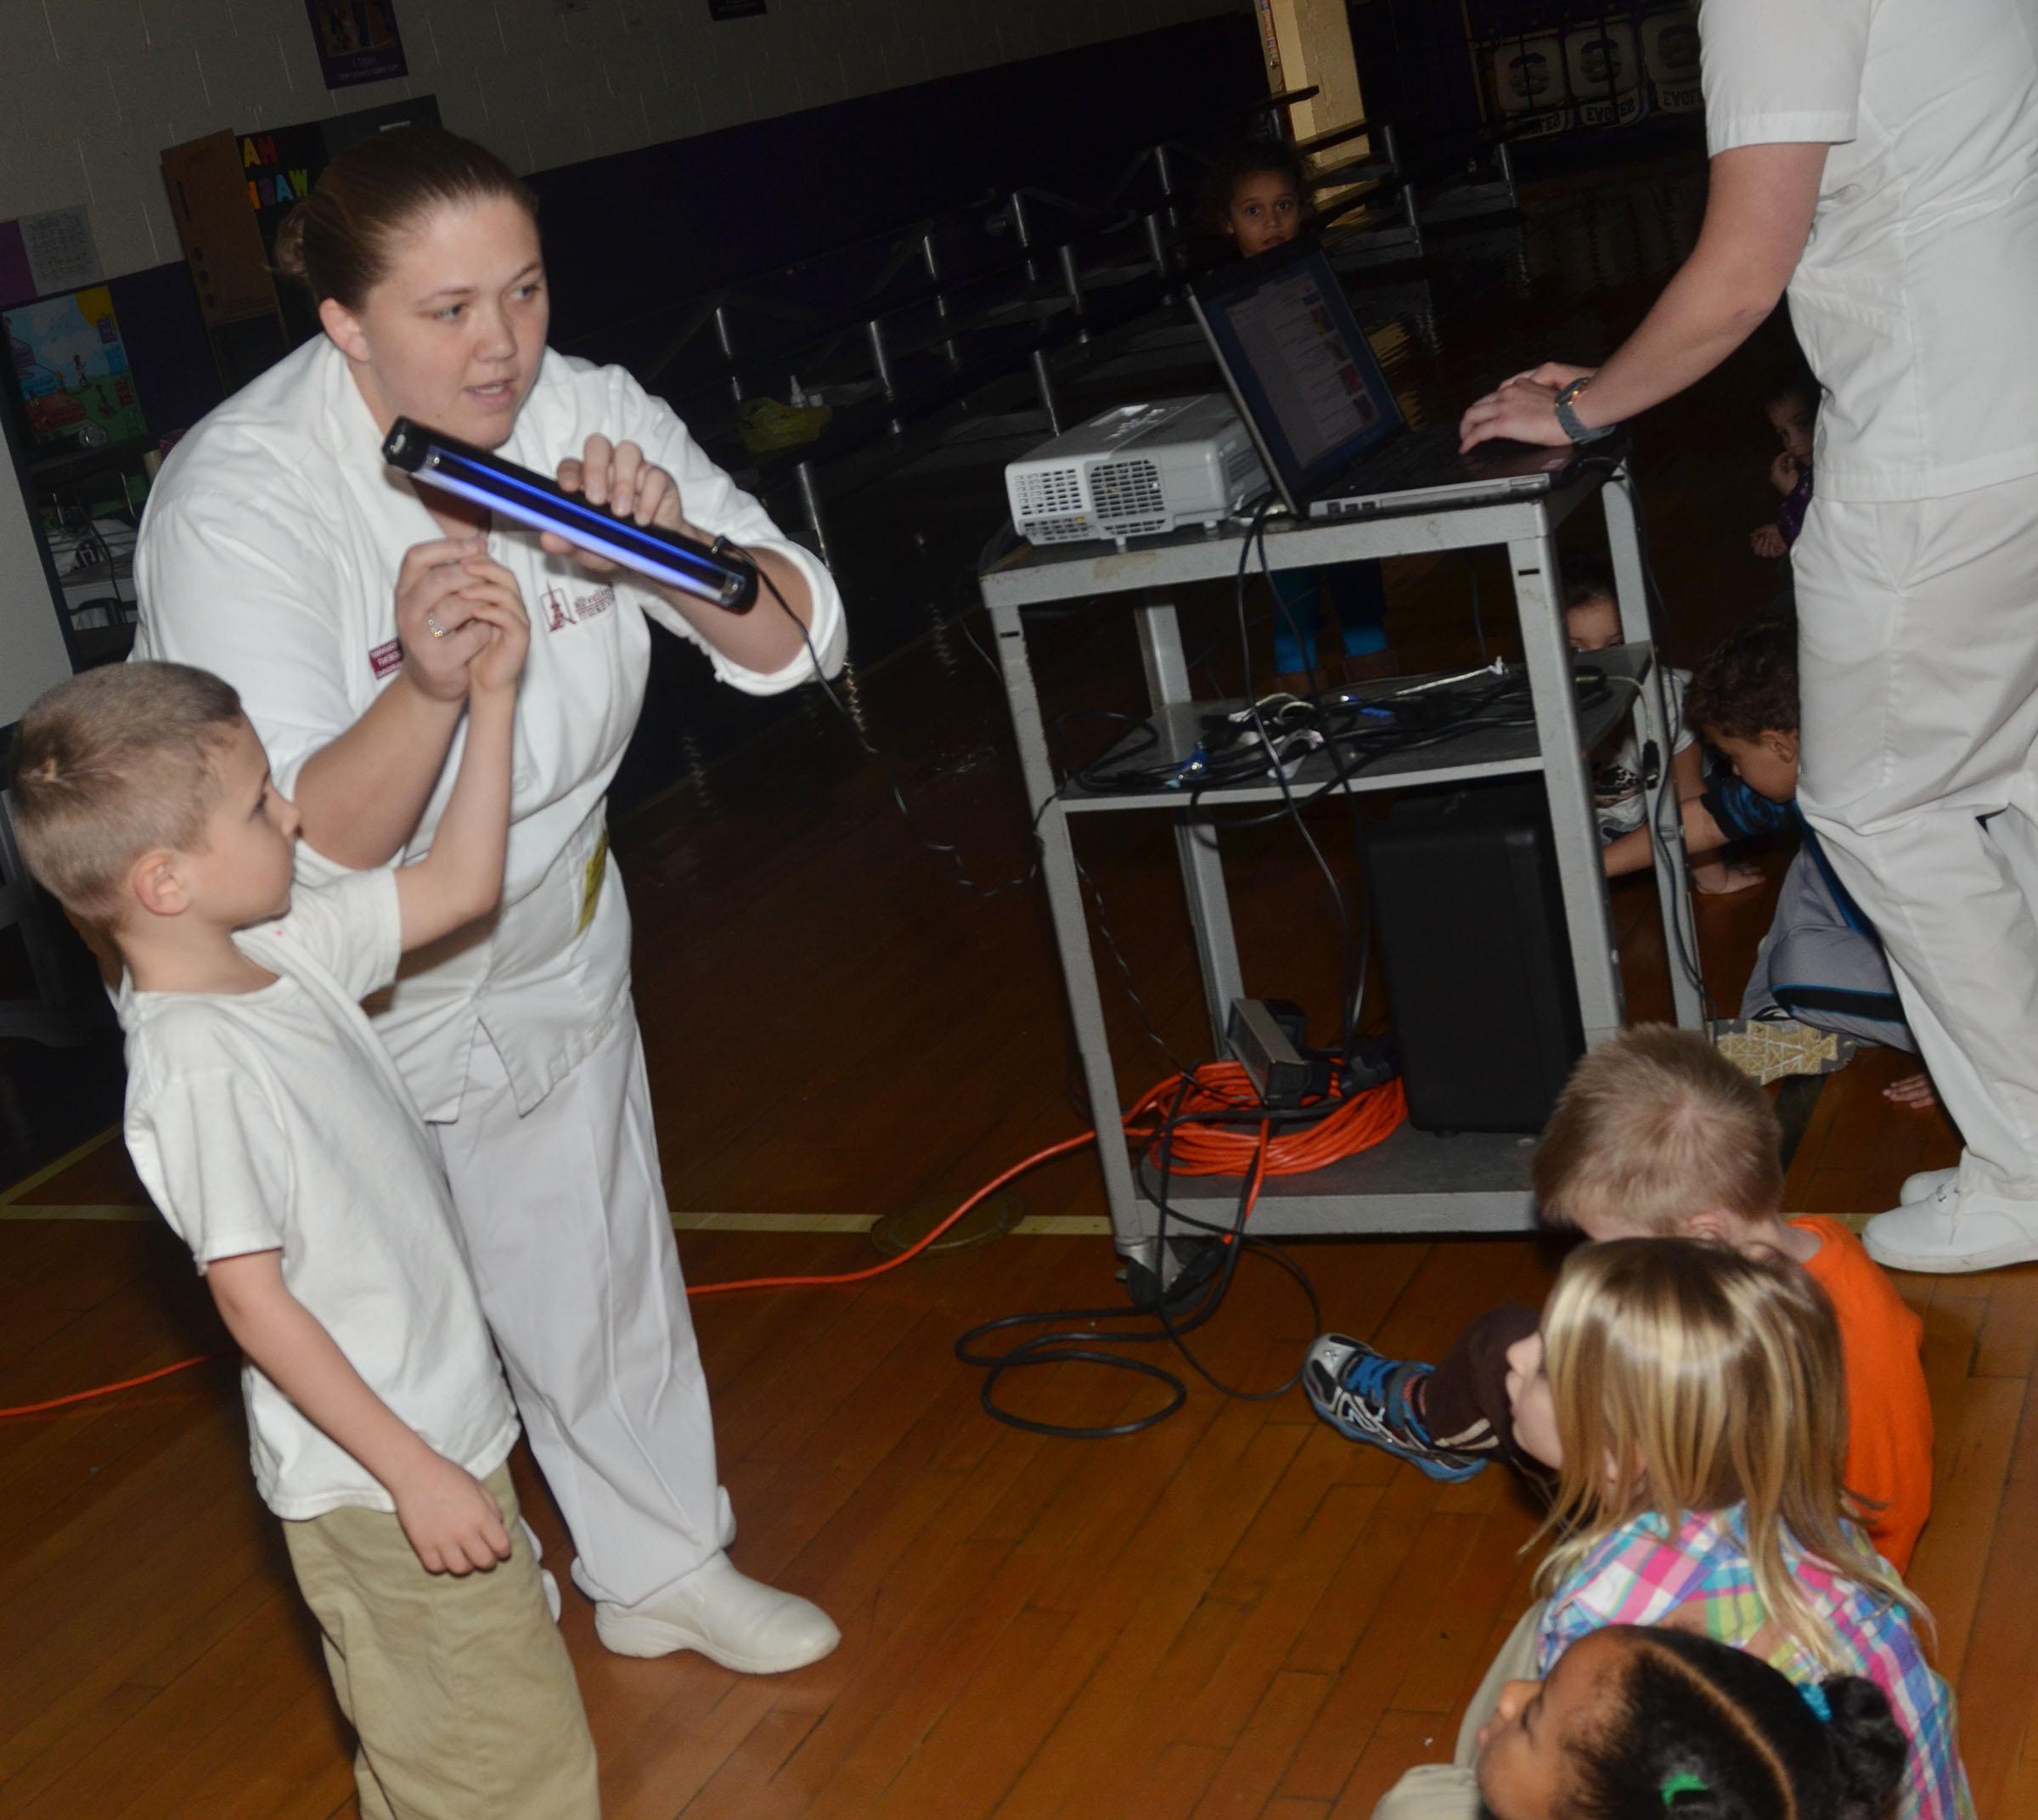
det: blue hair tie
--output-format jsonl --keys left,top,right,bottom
{"left": 1800, "top": 1681, "right": 1833, "bottom": 1723}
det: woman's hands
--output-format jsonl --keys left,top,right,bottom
{"left": 1458, "top": 363, "right": 1597, "bottom": 453}
{"left": 544, "top": 434, "right": 701, "bottom": 580}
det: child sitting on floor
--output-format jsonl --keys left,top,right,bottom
{"left": 1750, "top": 363, "right": 1820, "bottom": 562}
{"left": 7, "top": 640, "right": 602, "bottom": 1817}
{"left": 1370, "top": 1238, "right": 1968, "bottom": 1820}
{"left": 1669, "top": 606, "right": 1934, "bottom": 1104}
{"left": 1391, "top": 1625, "right": 1907, "bottom": 1820}
{"left": 1306, "top": 1025, "right": 1934, "bottom": 1573}
{"left": 1568, "top": 557, "right": 1759, "bottom": 896}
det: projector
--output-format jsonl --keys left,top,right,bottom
{"left": 1006, "top": 395, "right": 1266, "bottom": 547}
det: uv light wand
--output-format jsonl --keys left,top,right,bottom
{"left": 380, "top": 418, "right": 759, "bottom": 613}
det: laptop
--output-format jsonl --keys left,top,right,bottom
{"left": 1190, "top": 239, "right": 1616, "bottom": 520}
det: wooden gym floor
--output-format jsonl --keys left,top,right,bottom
{"left": 2, "top": 156, "right": 2030, "bottom": 1817}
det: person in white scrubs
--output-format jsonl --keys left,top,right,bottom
{"left": 134, "top": 127, "right": 847, "bottom": 1669}
{"left": 1457, "top": 0, "right": 2038, "bottom": 1276}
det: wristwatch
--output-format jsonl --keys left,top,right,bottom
{"left": 1553, "top": 376, "right": 1617, "bottom": 445}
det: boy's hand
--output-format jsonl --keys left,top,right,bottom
{"left": 1769, "top": 450, "right": 1801, "bottom": 495}
{"left": 396, "top": 536, "right": 495, "bottom": 702}
{"left": 455, "top": 557, "right": 531, "bottom": 696}
{"left": 1749, "top": 523, "right": 1788, "bottom": 560}
{"left": 391, "top": 1451, "right": 513, "bottom": 1575}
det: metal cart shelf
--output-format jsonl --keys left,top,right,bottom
{"left": 977, "top": 459, "right": 1706, "bottom": 1279}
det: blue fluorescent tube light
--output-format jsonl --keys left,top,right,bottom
{"left": 381, "top": 418, "right": 759, "bottom": 613}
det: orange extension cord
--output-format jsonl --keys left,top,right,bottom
{"left": 0, "top": 1067, "right": 1405, "bottom": 1419}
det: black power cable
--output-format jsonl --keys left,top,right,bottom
{"left": 746, "top": 551, "right": 1337, "bottom": 1439}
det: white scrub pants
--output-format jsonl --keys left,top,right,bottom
{"left": 432, "top": 1003, "right": 736, "bottom": 1612}
{"left": 1794, "top": 477, "right": 2038, "bottom": 1203}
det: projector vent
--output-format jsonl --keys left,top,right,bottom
{"left": 1223, "top": 440, "right": 1264, "bottom": 488}
{"left": 1091, "top": 458, "right": 1166, "bottom": 532}
{"left": 1016, "top": 466, "right": 1086, "bottom": 517}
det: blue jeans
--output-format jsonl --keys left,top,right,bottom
{"left": 1270, "top": 561, "right": 1388, "bottom": 675}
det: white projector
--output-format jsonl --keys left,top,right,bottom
{"left": 1005, "top": 395, "right": 1266, "bottom": 547}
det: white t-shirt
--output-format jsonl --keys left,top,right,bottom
{"left": 1594, "top": 666, "right": 1695, "bottom": 841}
{"left": 1701, "top": 0, "right": 2038, "bottom": 502}
{"left": 132, "top": 338, "right": 847, "bottom": 1121}
{"left": 121, "top": 871, "right": 520, "bottom": 1521}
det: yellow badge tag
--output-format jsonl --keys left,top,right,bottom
{"left": 577, "top": 827, "right": 609, "bottom": 935}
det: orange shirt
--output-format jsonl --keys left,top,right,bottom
{"left": 1793, "top": 1215, "right": 1933, "bottom": 1574}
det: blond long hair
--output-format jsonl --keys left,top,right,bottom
{"left": 1530, "top": 1239, "right": 1925, "bottom": 1674}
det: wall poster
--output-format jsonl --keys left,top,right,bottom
{"left": 303, "top": 0, "right": 408, "bottom": 88}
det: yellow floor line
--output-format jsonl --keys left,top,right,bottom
{"left": 2, "top": 1203, "right": 1113, "bottom": 1235}
{"left": 671, "top": 1212, "right": 877, "bottom": 1234}
{"left": 0, "top": 1125, "right": 119, "bottom": 1207}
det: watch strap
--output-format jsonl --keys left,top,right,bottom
{"left": 1554, "top": 377, "right": 1616, "bottom": 445}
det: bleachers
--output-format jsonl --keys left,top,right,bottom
{"left": 559, "top": 94, "right": 1523, "bottom": 572}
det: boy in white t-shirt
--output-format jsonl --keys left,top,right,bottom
{"left": 7, "top": 578, "right": 600, "bottom": 1817}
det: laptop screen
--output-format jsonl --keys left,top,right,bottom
{"left": 1193, "top": 245, "right": 1405, "bottom": 507}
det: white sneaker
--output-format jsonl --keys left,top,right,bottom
{"left": 1863, "top": 1180, "right": 2038, "bottom": 1274}
{"left": 1897, "top": 1165, "right": 1957, "bottom": 1205}
{"left": 594, "top": 1553, "right": 840, "bottom": 1673}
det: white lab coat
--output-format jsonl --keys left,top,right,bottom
{"left": 133, "top": 334, "right": 847, "bottom": 1607}
{"left": 134, "top": 334, "right": 845, "bottom": 1121}
{"left": 1702, "top": 0, "right": 2038, "bottom": 502}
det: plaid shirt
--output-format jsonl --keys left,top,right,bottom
{"left": 1540, "top": 1507, "right": 1973, "bottom": 1820}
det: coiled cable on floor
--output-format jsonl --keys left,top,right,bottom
{"left": 954, "top": 1064, "right": 1406, "bottom": 1440}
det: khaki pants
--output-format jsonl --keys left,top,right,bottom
{"left": 283, "top": 1463, "right": 600, "bottom": 1819}
{"left": 1370, "top": 1602, "right": 1544, "bottom": 1820}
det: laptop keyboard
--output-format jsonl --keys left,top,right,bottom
{"left": 1331, "top": 423, "right": 1458, "bottom": 493}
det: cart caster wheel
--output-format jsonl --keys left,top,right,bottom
{"left": 1121, "top": 1237, "right": 1226, "bottom": 1309}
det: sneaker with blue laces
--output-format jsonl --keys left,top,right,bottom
{"left": 1303, "top": 1333, "right": 1486, "bottom": 1482}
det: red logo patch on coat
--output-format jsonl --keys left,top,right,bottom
{"left": 540, "top": 584, "right": 617, "bottom": 632}
{"left": 369, "top": 638, "right": 403, "bottom": 679}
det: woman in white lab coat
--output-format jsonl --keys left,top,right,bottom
{"left": 134, "top": 127, "right": 845, "bottom": 1670}
{"left": 1455, "top": 0, "right": 2038, "bottom": 1277}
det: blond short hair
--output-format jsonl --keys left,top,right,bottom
{"left": 1533, "top": 1025, "right": 1783, "bottom": 1232}
{"left": 1531, "top": 1238, "right": 1925, "bottom": 1672}
{"left": 8, "top": 662, "right": 245, "bottom": 928}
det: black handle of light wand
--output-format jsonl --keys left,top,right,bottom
{"left": 381, "top": 417, "right": 758, "bottom": 613}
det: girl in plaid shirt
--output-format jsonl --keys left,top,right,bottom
{"left": 1512, "top": 1239, "right": 1972, "bottom": 1819}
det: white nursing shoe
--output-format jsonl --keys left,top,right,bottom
{"left": 1863, "top": 1180, "right": 2038, "bottom": 1274}
{"left": 1896, "top": 1165, "right": 1957, "bottom": 1205}
{"left": 594, "top": 1553, "right": 840, "bottom": 1673}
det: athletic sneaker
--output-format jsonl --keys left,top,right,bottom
{"left": 1712, "top": 1016, "right": 1860, "bottom": 1086}
{"left": 1303, "top": 1333, "right": 1485, "bottom": 1482}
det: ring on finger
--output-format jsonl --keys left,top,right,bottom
{"left": 425, "top": 612, "right": 447, "bottom": 640}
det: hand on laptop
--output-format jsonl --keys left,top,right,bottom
{"left": 1460, "top": 363, "right": 1599, "bottom": 453}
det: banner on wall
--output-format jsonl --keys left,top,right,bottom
{"left": 1468, "top": 4, "right": 1697, "bottom": 138}
{"left": 302, "top": 0, "right": 408, "bottom": 88}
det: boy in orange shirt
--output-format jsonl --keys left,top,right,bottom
{"left": 1306, "top": 1025, "right": 1932, "bottom": 1569}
